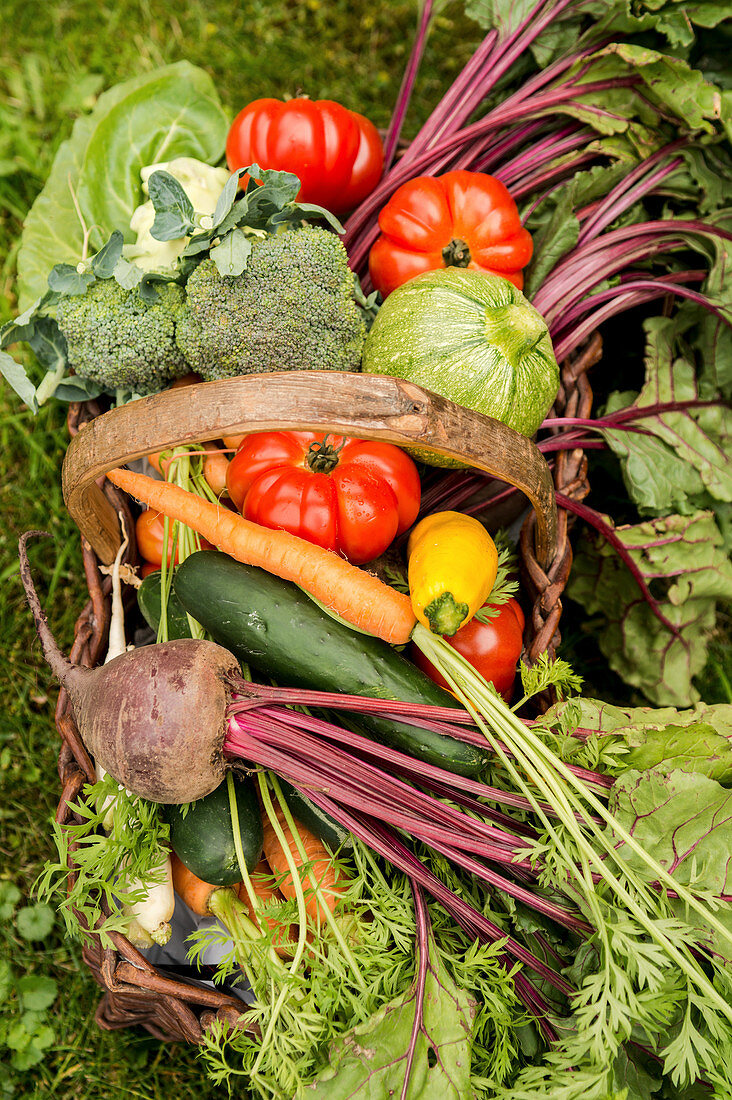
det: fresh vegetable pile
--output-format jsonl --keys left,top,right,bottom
{"left": 3, "top": 2, "right": 731, "bottom": 1098}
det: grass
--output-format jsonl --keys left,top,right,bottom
{"left": 0, "top": 2, "right": 481, "bottom": 1096}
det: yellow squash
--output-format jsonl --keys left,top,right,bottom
{"left": 407, "top": 511, "right": 498, "bottom": 636}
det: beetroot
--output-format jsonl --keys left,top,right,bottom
{"left": 19, "top": 532, "right": 240, "bottom": 803}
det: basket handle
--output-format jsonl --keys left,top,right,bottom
{"left": 62, "top": 371, "right": 558, "bottom": 568}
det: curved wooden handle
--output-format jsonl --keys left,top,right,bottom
{"left": 62, "top": 371, "right": 557, "bottom": 568}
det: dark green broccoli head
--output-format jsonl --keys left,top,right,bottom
{"left": 56, "top": 279, "right": 189, "bottom": 395}
{"left": 176, "top": 226, "right": 366, "bottom": 380}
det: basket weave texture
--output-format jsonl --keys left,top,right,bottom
{"left": 54, "top": 337, "right": 600, "bottom": 1043}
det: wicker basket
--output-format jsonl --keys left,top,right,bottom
{"left": 54, "top": 340, "right": 600, "bottom": 1042}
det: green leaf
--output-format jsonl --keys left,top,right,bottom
{"left": 524, "top": 162, "right": 629, "bottom": 298}
{"left": 577, "top": 44, "right": 725, "bottom": 136}
{"left": 5, "top": 1022, "right": 30, "bottom": 1052}
{"left": 0, "top": 350, "right": 38, "bottom": 412}
{"left": 17, "top": 975, "right": 57, "bottom": 1012}
{"left": 279, "top": 201, "right": 345, "bottom": 234}
{"left": 15, "top": 903, "right": 55, "bottom": 941}
{"left": 24, "top": 317, "right": 67, "bottom": 373}
{"left": 246, "top": 163, "right": 301, "bottom": 207}
{"left": 608, "top": 769, "right": 732, "bottom": 961}
{"left": 46, "top": 263, "right": 95, "bottom": 295}
{"left": 610, "top": 1046, "right": 662, "bottom": 1100}
{"left": 0, "top": 882, "right": 21, "bottom": 921}
{"left": 209, "top": 229, "right": 253, "bottom": 277}
{"left": 16, "top": 61, "right": 228, "bottom": 310}
{"left": 603, "top": 316, "right": 732, "bottom": 516}
{"left": 16, "top": 106, "right": 97, "bottom": 312}
{"left": 112, "top": 256, "right": 145, "bottom": 289}
{"left": 545, "top": 697, "right": 732, "bottom": 781}
{"left": 212, "top": 170, "right": 241, "bottom": 228}
{"left": 52, "top": 376, "right": 105, "bottom": 403}
{"left": 568, "top": 511, "right": 732, "bottom": 705}
{"left": 91, "top": 230, "right": 124, "bottom": 278}
{"left": 147, "top": 170, "right": 196, "bottom": 241}
{"left": 306, "top": 929, "right": 476, "bottom": 1098}
{"left": 0, "top": 960, "right": 12, "bottom": 1000}
{"left": 693, "top": 218, "right": 732, "bottom": 399}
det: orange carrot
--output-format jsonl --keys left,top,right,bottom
{"left": 105, "top": 467, "right": 416, "bottom": 644}
{"left": 146, "top": 450, "right": 173, "bottom": 478}
{"left": 202, "top": 448, "right": 231, "bottom": 497}
{"left": 238, "top": 860, "right": 297, "bottom": 957}
{"left": 261, "top": 805, "right": 344, "bottom": 928}
{"left": 170, "top": 852, "right": 225, "bottom": 917}
{"left": 171, "top": 854, "right": 264, "bottom": 978}
{"left": 222, "top": 433, "right": 246, "bottom": 451}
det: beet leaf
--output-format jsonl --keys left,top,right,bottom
{"left": 568, "top": 510, "right": 732, "bottom": 705}
{"left": 602, "top": 315, "right": 732, "bottom": 516}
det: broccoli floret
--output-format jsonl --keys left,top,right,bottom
{"left": 56, "top": 279, "right": 189, "bottom": 394}
{"left": 176, "top": 227, "right": 366, "bottom": 379}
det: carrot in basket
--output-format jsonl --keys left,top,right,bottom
{"left": 104, "top": 467, "right": 416, "bottom": 644}
{"left": 238, "top": 860, "right": 298, "bottom": 957}
{"left": 261, "top": 804, "right": 344, "bottom": 928}
{"left": 202, "top": 448, "right": 231, "bottom": 497}
{"left": 171, "top": 851, "right": 235, "bottom": 919}
{"left": 222, "top": 433, "right": 246, "bottom": 451}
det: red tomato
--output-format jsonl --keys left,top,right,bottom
{"left": 226, "top": 431, "right": 421, "bottom": 565}
{"left": 369, "top": 170, "right": 533, "bottom": 298}
{"left": 412, "top": 597, "right": 525, "bottom": 702}
{"left": 136, "top": 510, "right": 180, "bottom": 568}
{"left": 136, "top": 510, "right": 211, "bottom": 568}
{"left": 226, "top": 98, "right": 384, "bottom": 215}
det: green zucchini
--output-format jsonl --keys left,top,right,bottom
{"left": 173, "top": 551, "right": 488, "bottom": 777}
{"left": 278, "top": 779, "right": 353, "bottom": 853}
{"left": 165, "top": 773, "right": 263, "bottom": 886}
{"left": 137, "top": 570, "right": 194, "bottom": 640}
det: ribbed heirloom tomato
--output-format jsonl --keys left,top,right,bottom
{"left": 225, "top": 98, "right": 384, "bottom": 215}
{"left": 369, "top": 170, "right": 533, "bottom": 298}
{"left": 226, "top": 431, "right": 421, "bottom": 565}
{"left": 412, "top": 597, "right": 525, "bottom": 702}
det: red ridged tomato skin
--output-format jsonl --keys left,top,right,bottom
{"left": 412, "top": 597, "right": 525, "bottom": 702}
{"left": 226, "top": 98, "right": 384, "bottom": 214}
{"left": 369, "top": 170, "right": 532, "bottom": 297}
{"left": 226, "top": 431, "right": 420, "bottom": 565}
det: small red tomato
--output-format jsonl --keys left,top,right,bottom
{"left": 225, "top": 97, "right": 384, "bottom": 214}
{"left": 412, "top": 597, "right": 525, "bottom": 702}
{"left": 226, "top": 431, "right": 421, "bottom": 565}
{"left": 369, "top": 170, "right": 533, "bottom": 298}
{"left": 136, "top": 510, "right": 211, "bottom": 567}
{"left": 135, "top": 510, "right": 180, "bottom": 568}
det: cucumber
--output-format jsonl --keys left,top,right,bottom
{"left": 173, "top": 551, "right": 488, "bottom": 777}
{"left": 278, "top": 779, "right": 353, "bottom": 853}
{"left": 165, "top": 773, "right": 263, "bottom": 886}
{"left": 137, "top": 570, "right": 194, "bottom": 640}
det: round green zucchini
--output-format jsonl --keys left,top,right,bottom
{"left": 165, "top": 773, "right": 263, "bottom": 886}
{"left": 361, "top": 268, "right": 559, "bottom": 459}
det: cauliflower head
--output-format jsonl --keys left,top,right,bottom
{"left": 126, "top": 157, "right": 230, "bottom": 273}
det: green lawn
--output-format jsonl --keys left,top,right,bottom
{"left": 0, "top": 3, "right": 481, "bottom": 1096}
